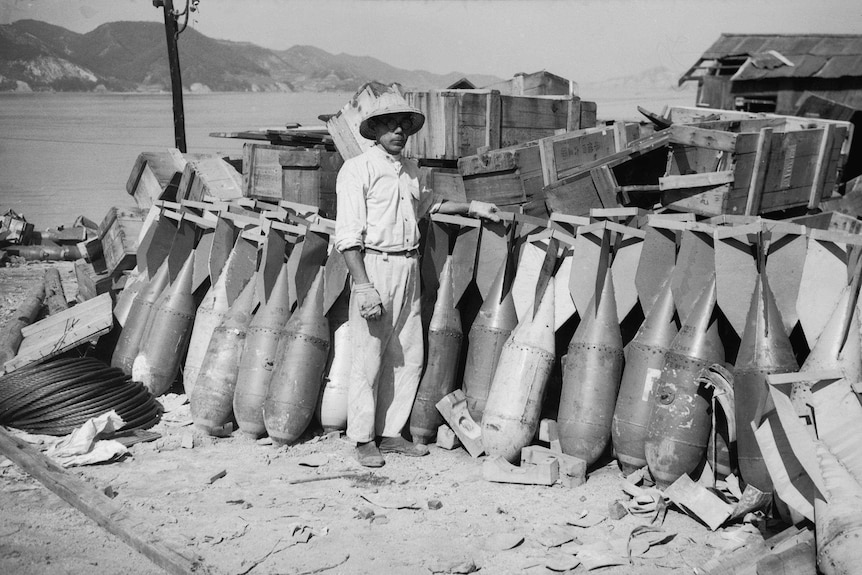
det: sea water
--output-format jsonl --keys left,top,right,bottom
{"left": 0, "top": 92, "right": 351, "bottom": 228}
{"left": 0, "top": 88, "right": 694, "bottom": 229}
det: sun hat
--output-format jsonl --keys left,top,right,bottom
{"left": 358, "top": 91, "right": 425, "bottom": 140}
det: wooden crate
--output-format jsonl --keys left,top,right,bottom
{"left": 126, "top": 150, "right": 186, "bottom": 208}
{"left": 242, "top": 143, "right": 344, "bottom": 217}
{"left": 457, "top": 124, "right": 640, "bottom": 206}
{"left": 326, "top": 82, "right": 403, "bottom": 160}
{"left": 176, "top": 157, "right": 244, "bottom": 203}
{"left": 660, "top": 124, "right": 850, "bottom": 216}
{"left": 483, "top": 70, "right": 573, "bottom": 96}
{"left": 98, "top": 206, "right": 148, "bottom": 278}
{"left": 404, "top": 90, "right": 593, "bottom": 161}
{"left": 74, "top": 258, "right": 112, "bottom": 302}
{"left": 419, "top": 166, "right": 467, "bottom": 202}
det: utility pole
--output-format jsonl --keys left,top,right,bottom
{"left": 154, "top": 0, "right": 187, "bottom": 153}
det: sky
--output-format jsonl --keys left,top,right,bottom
{"left": 1, "top": 0, "right": 861, "bottom": 84}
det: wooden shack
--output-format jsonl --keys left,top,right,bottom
{"left": 679, "top": 34, "right": 862, "bottom": 115}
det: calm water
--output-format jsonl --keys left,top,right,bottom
{"left": 0, "top": 89, "right": 694, "bottom": 229}
{"left": 0, "top": 92, "right": 351, "bottom": 228}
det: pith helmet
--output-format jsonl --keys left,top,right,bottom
{"left": 358, "top": 92, "right": 425, "bottom": 140}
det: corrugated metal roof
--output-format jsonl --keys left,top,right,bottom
{"left": 816, "top": 54, "right": 862, "bottom": 78}
{"left": 698, "top": 34, "right": 862, "bottom": 80}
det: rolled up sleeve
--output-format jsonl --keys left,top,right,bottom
{"left": 334, "top": 160, "right": 367, "bottom": 252}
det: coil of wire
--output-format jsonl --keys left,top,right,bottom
{"left": 0, "top": 357, "right": 162, "bottom": 436}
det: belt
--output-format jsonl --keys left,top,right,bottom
{"left": 364, "top": 247, "right": 419, "bottom": 258}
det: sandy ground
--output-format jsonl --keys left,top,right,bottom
{"left": 0, "top": 259, "right": 747, "bottom": 575}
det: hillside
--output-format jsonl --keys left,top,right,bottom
{"left": 0, "top": 19, "right": 502, "bottom": 93}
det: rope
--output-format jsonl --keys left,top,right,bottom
{"left": 0, "top": 357, "right": 161, "bottom": 436}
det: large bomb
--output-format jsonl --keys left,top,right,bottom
{"left": 263, "top": 266, "right": 330, "bottom": 445}
{"left": 735, "top": 274, "right": 797, "bottom": 494}
{"left": 481, "top": 276, "right": 555, "bottom": 463}
{"left": 612, "top": 276, "right": 677, "bottom": 475}
{"left": 644, "top": 275, "right": 724, "bottom": 487}
{"left": 234, "top": 261, "right": 292, "bottom": 437}
{"left": 462, "top": 259, "right": 517, "bottom": 423}
{"left": 190, "top": 280, "right": 256, "bottom": 435}
{"left": 558, "top": 267, "right": 624, "bottom": 467}
{"left": 132, "top": 251, "right": 197, "bottom": 396}
{"left": 111, "top": 260, "right": 170, "bottom": 375}
{"left": 182, "top": 251, "right": 234, "bottom": 398}
{"left": 410, "top": 257, "right": 464, "bottom": 444}
{"left": 316, "top": 291, "right": 351, "bottom": 432}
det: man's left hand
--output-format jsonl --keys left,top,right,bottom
{"left": 469, "top": 200, "right": 501, "bottom": 222}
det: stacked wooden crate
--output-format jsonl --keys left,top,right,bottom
{"left": 457, "top": 123, "right": 642, "bottom": 216}
{"left": 98, "top": 206, "right": 148, "bottom": 278}
{"left": 656, "top": 107, "right": 853, "bottom": 216}
{"left": 403, "top": 90, "right": 595, "bottom": 161}
{"left": 242, "top": 143, "right": 344, "bottom": 217}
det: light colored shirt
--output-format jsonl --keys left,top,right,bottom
{"left": 334, "top": 145, "right": 441, "bottom": 253}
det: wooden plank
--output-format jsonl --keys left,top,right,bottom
{"left": 6, "top": 293, "right": 113, "bottom": 372}
{"left": 659, "top": 171, "right": 734, "bottom": 191}
{"left": 590, "top": 165, "right": 619, "bottom": 208}
{"left": 0, "top": 427, "right": 202, "bottom": 575}
{"left": 662, "top": 185, "right": 731, "bottom": 217}
{"left": 744, "top": 127, "right": 773, "bottom": 216}
{"left": 808, "top": 125, "right": 835, "bottom": 210}
{"left": 668, "top": 125, "right": 738, "bottom": 152}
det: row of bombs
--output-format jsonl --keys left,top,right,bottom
{"left": 107, "top": 225, "right": 861, "bottom": 493}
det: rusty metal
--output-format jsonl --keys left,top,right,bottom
{"left": 735, "top": 274, "right": 797, "bottom": 493}
{"left": 644, "top": 275, "right": 724, "bottom": 487}
{"left": 558, "top": 267, "right": 624, "bottom": 467}
{"left": 462, "top": 258, "right": 517, "bottom": 422}
{"left": 190, "top": 280, "right": 256, "bottom": 435}
{"left": 410, "top": 257, "right": 464, "bottom": 444}
{"left": 481, "top": 276, "right": 556, "bottom": 463}
{"left": 612, "top": 276, "right": 678, "bottom": 475}
{"left": 264, "top": 265, "right": 330, "bottom": 446}
{"left": 111, "top": 260, "right": 170, "bottom": 375}
{"left": 6, "top": 244, "right": 80, "bottom": 262}
{"left": 234, "top": 261, "right": 292, "bottom": 438}
{"left": 132, "top": 251, "right": 197, "bottom": 396}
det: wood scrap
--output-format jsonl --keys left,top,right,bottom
{"left": 0, "top": 426, "right": 206, "bottom": 575}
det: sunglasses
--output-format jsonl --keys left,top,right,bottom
{"left": 376, "top": 116, "right": 414, "bottom": 132}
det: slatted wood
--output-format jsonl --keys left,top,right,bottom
{"left": 177, "top": 157, "right": 243, "bottom": 203}
{"left": 5, "top": 293, "right": 113, "bottom": 373}
{"left": 98, "top": 206, "right": 148, "bottom": 278}
{"left": 743, "top": 127, "right": 774, "bottom": 216}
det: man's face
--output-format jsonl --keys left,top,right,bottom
{"left": 372, "top": 113, "right": 414, "bottom": 155}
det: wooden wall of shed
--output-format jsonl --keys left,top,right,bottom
{"left": 730, "top": 78, "right": 862, "bottom": 114}
{"left": 695, "top": 76, "right": 862, "bottom": 115}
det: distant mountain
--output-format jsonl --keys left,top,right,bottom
{"left": 580, "top": 66, "right": 694, "bottom": 95}
{"left": 0, "top": 19, "right": 502, "bottom": 93}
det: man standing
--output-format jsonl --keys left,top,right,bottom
{"left": 335, "top": 92, "right": 500, "bottom": 467}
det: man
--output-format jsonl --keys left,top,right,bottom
{"left": 334, "top": 92, "right": 500, "bottom": 467}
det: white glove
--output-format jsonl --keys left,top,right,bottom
{"left": 469, "top": 200, "right": 501, "bottom": 222}
{"left": 353, "top": 282, "right": 383, "bottom": 320}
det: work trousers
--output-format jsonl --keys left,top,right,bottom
{"left": 347, "top": 252, "right": 424, "bottom": 443}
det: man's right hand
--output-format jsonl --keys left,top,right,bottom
{"left": 353, "top": 282, "right": 383, "bottom": 320}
